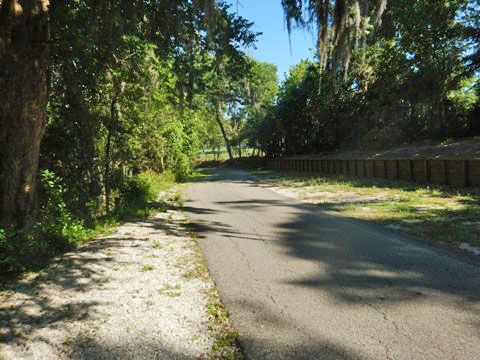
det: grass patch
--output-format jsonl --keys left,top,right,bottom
{"left": 169, "top": 192, "right": 184, "bottom": 207}
{"left": 196, "top": 150, "right": 232, "bottom": 162}
{"left": 152, "top": 240, "right": 163, "bottom": 249}
{"left": 140, "top": 265, "right": 155, "bottom": 272}
{"left": 186, "top": 169, "right": 213, "bottom": 183}
{"left": 180, "top": 234, "right": 211, "bottom": 281}
{"left": 182, "top": 265, "right": 208, "bottom": 280}
{"left": 158, "top": 284, "right": 182, "bottom": 298}
{"left": 206, "top": 288, "right": 244, "bottom": 360}
{"left": 263, "top": 171, "right": 480, "bottom": 248}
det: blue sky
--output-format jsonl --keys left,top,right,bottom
{"left": 226, "top": 0, "right": 315, "bottom": 81}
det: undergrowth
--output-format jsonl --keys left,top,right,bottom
{"left": 0, "top": 170, "right": 176, "bottom": 275}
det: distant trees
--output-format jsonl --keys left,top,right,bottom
{"left": 255, "top": 0, "right": 480, "bottom": 158}
{"left": 204, "top": 55, "right": 278, "bottom": 159}
{"left": 227, "top": 58, "right": 279, "bottom": 157}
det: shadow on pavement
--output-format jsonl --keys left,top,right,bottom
{"left": 185, "top": 167, "right": 480, "bottom": 331}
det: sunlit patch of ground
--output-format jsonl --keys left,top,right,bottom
{"left": 254, "top": 170, "right": 480, "bottom": 255}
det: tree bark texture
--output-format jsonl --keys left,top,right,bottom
{"left": 0, "top": 0, "right": 50, "bottom": 231}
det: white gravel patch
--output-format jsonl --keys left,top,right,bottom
{"left": 0, "top": 210, "right": 216, "bottom": 360}
{"left": 386, "top": 224, "right": 403, "bottom": 231}
{"left": 401, "top": 219, "right": 425, "bottom": 224}
{"left": 459, "top": 243, "right": 480, "bottom": 256}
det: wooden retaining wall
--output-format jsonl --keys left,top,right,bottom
{"left": 266, "top": 158, "right": 480, "bottom": 188}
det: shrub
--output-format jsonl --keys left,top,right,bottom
{"left": 171, "top": 153, "right": 192, "bottom": 182}
{"left": 0, "top": 226, "right": 22, "bottom": 273}
{"left": 0, "top": 170, "right": 91, "bottom": 274}
{"left": 118, "top": 175, "right": 154, "bottom": 206}
{"left": 38, "top": 170, "right": 88, "bottom": 245}
{"left": 117, "top": 170, "right": 175, "bottom": 208}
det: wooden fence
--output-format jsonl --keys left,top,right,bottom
{"left": 266, "top": 158, "right": 480, "bottom": 187}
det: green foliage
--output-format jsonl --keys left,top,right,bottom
{"left": 0, "top": 227, "right": 22, "bottom": 273}
{"left": 38, "top": 170, "right": 88, "bottom": 245}
{"left": 254, "top": 1, "right": 480, "bottom": 158}
{"left": 118, "top": 176, "right": 156, "bottom": 207}
{"left": 41, "top": 0, "right": 258, "bottom": 218}
{"left": 0, "top": 170, "right": 91, "bottom": 273}
{"left": 0, "top": 170, "right": 175, "bottom": 275}
{"left": 118, "top": 171, "right": 174, "bottom": 206}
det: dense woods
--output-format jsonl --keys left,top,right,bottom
{"left": 256, "top": 0, "right": 480, "bottom": 157}
{"left": 0, "top": 0, "right": 269, "bottom": 272}
{"left": 1, "top": 0, "right": 480, "bottom": 272}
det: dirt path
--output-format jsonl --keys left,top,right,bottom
{"left": 0, "top": 209, "right": 227, "bottom": 360}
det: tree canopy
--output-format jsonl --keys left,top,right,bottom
{"left": 251, "top": 0, "right": 480, "bottom": 158}
{"left": 0, "top": 0, "right": 264, "bottom": 272}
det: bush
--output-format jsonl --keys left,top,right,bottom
{"left": 118, "top": 175, "right": 154, "bottom": 206}
{"left": 38, "top": 170, "right": 88, "bottom": 244}
{"left": 117, "top": 170, "right": 175, "bottom": 208}
{"left": 0, "top": 170, "right": 90, "bottom": 274}
{"left": 171, "top": 154, "right": 192, "bottom": 182}
{"left": 0, "top": 226, "right": 22, "bottom": 273}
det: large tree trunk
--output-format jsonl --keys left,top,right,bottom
{"left": 0, "top": 0, "right": 50, "bottom": 232}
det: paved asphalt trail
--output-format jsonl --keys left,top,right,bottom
{"left": 183, "top": 168, "right": 480, "bottom": 360}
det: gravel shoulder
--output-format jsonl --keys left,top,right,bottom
{"left": 0, "top": 201, "right": 240, "bottom": 359}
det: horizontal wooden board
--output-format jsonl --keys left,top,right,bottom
{"left": 269, "top": 157, "right": 480, "bottom": 188}
{"left": 468, "top": 160, "right": 480, "bottom": 186}
{"left": 446, "top": 160, "right": 466, "bottom": 187}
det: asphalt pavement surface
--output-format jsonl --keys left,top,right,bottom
{"left": 183, "top": 167, "right": 480, "bottom": 360}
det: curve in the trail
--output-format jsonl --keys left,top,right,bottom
{"left": 184, "top": 168, "right": 480, "bottom": 360}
